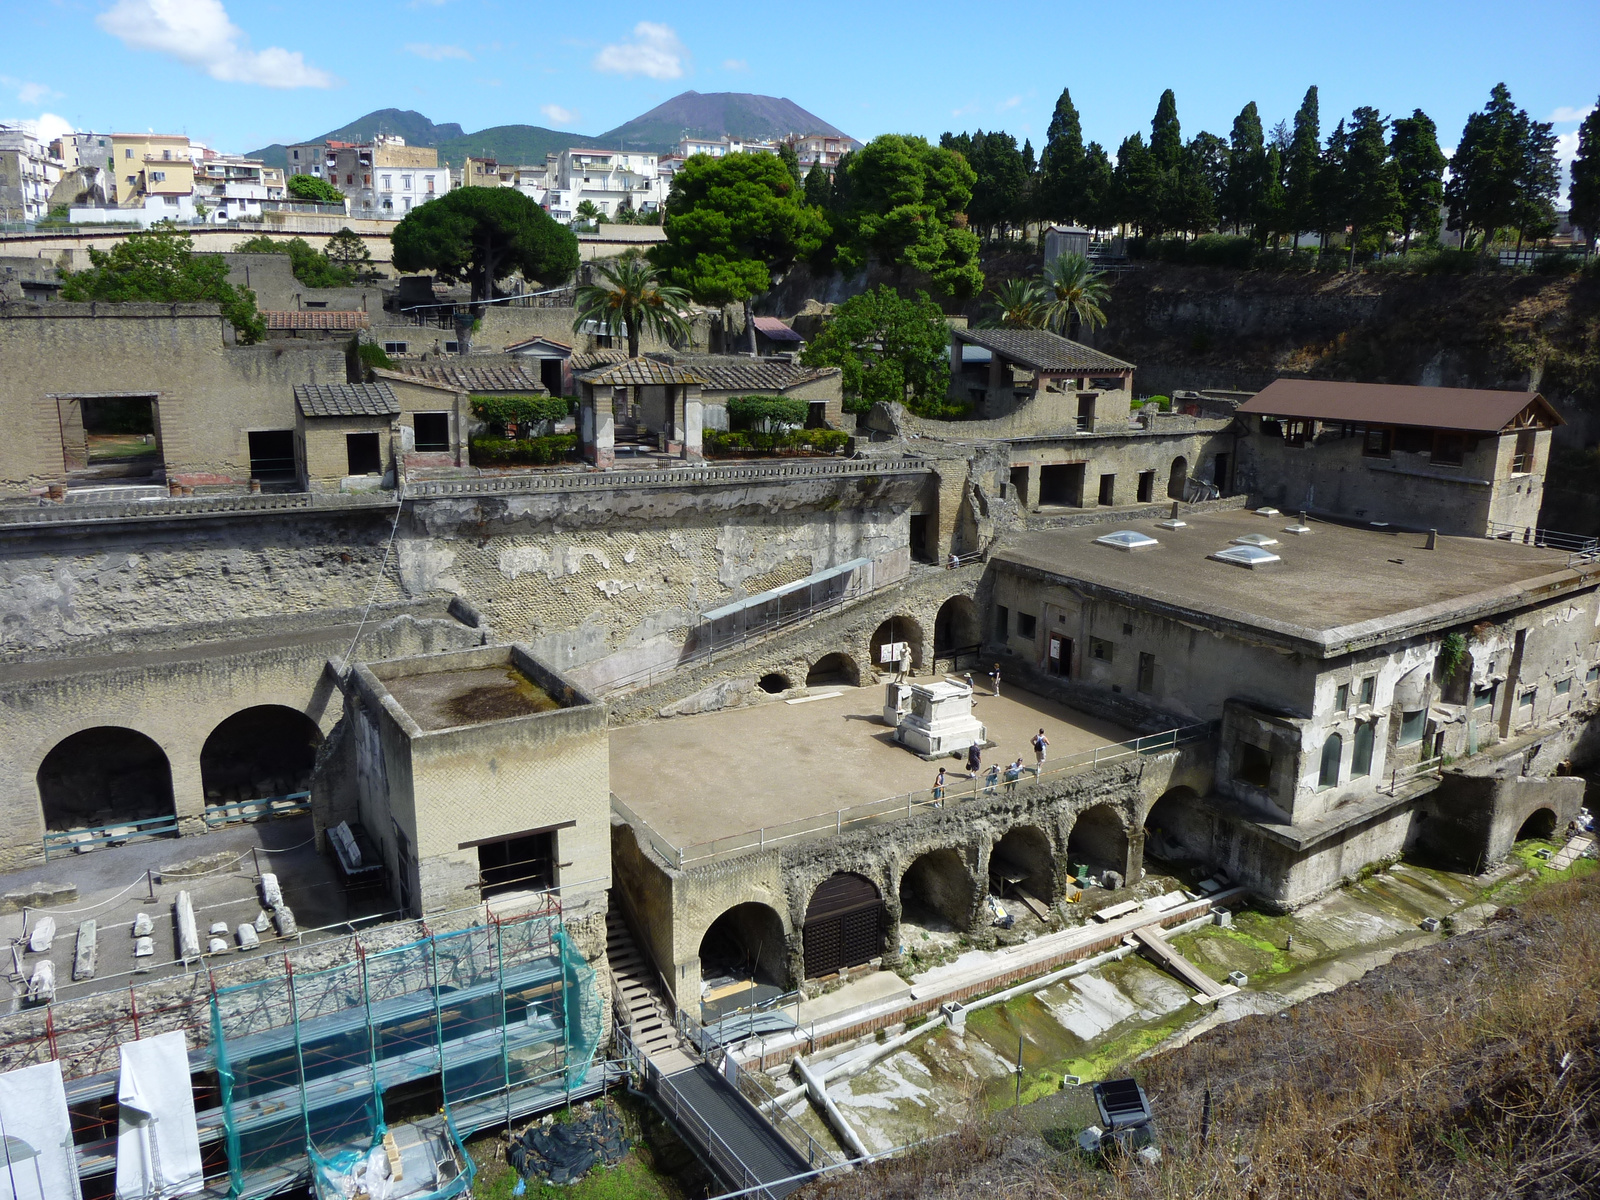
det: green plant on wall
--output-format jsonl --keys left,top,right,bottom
{"left": 470, "top": 394, "right": 569, "bottom": 435}
{"left": 725, "top": 395, "right": 809, "bottom": 431}
{"left": 1439, "top": 632, "right": 1468, "bottom": 677}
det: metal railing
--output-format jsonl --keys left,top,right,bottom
{"left": 1382, "top": 754, "right": 1445, "bottom": 795}
{"left": 201, "top": 790, "right": 310, "bottom": 828}
{"left": 1486, "top": 521, "right": 1600, "bottom": 567}
{"left": 404, "top": 455, "right": 930, "bottom": 499}
{"left": 43, "top": 813, "right": 180, "bottom": 860}
{"left": 615, "top": 721, "right": 1217, "bottom": 870}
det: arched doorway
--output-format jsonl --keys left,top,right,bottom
{"left": 869, "top": 617, "right": 923, "bottom": 674}
{"left": 1516, "top": 808, "right": 1558, "bottom": 842}
{"left": 1167, "top": 457, "right": 1188, "bottom": 500}
{"left": 698, "top": 902, "right": 788, "bottom": 1020}
{"left": 900, "top": 848, "right": 975, "bottom": 932}
{"left": 1068, "top": 803, "right": 1130, "bottom": 878}
{"left": 1144, "top": 787, "right": 1203, "bottom": 864}
{"left": 757, "top": 672, "right": 791, "bottom": 694}
{"left": 806, "top": 652, "right": 860, "bottom": 688}
{"left": 200, "top": 705, "right": 323, "bottom": 807}
{"left": 37, "top": 727, "right": 175, "bottom": 830}
{"left": 990, "top": 825, "right": 1055, "bottom": 904}
{"left": 803, "top": 873, "right": 885, "bottom": 978}
{"left": 933, "top": 596, "right": 981, "bottom": 666}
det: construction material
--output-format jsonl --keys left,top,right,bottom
{"left": 174, "top": 892, "right": 200, "bottom": 960}
{"left": 27, "top": 960, "right": 55, "bottom": 1003}
{"left": 131, "top": 912, "right": 153, "bottom": 937}
{"left": 259, "top": 873, "right": 283, "bottom": 909}
{"left": 236, "top": 923, "right": 260, "bottom": 949}
{"left": 0, "top": 1060, "right": 82, "bottom": 1200}
{"left": 115, "top": 1031, "right": 205, "bottom": 1200}
{"left": 1131, "top": 926, "right": 1237, "bottom": 1005}
{"left": 27, "top": 915, "right": 55, "bottom": 953}
{"left": 1012, "top": 886, "right": 1051, "bottom": 921}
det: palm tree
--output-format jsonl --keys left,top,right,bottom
{"left": 572, "top": 255, "right": 692, "bottom": 359}
{"left": 573, "top": 199, "right": 602, "bottom": 231}
{"left": 1039, "top": 253, "right": 1110, "bottom": 338}
{"left": 980, "top": 278, "right": 1046, "bottom": 329}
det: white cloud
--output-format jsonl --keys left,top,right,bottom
{"left": 540, "top": 104, "right": 577, "bottom": 125}
{"left": 1557, "top": 129, "right": 1580, "bottom": 168}
{"left": 96, "top": 0, "right": 337, "bottom": 89}
{"left": 593, "top": 22, "right": 686, "bottom": 80}
{"left": 0, "top": 113, "right": 75, "bottom": 143}
{"left": 722, "top": 58, "right": 748, "bottom": 72}
{"left": 1551, "top": 105, "right": 1595, "bottom": 124}
{"left": 0, "top": 76, "right": 61, "bottom": 105}
{"left": 999, "top": 95, "right": 1021, "bottom": 110}
{"left": 405, "top": 42, "right": 472, "bottom": 61}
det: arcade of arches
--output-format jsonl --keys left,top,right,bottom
{"left": 869, "top": 616, "right": 923, "bottom": 673}
{"left": 200, "top": 705, "right": 323, "bottom": 806}
{"left": 806, "top": 652, "right": 860, "bottom": 688}
{"left": 37, "top": 727, "right": 175, "bottom": 830}
{"left": 1068, "top": 803, "right": 1132, "bottom": 876}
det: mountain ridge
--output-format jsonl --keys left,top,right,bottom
{"left": 245, "top": 92, "right": 852, "bottom": 171}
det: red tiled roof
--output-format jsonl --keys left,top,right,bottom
{"left": 752, "top": 316, "right": 803, "bottom": 343}
{"left": 263, "top": 310, "right": 369, "bottom": 330}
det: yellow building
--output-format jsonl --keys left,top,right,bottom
{"left": 109, "top": 133, "right": 193, "bottom": 207}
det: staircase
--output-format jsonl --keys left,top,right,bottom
{"left": 607, "top": 910, "right": 690, "bottom": 1070}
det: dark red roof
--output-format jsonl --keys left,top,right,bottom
{"left": 1238, "top": 379, "right": 1562, "bottom": 433}
{"left": 263, "top": 310, "right": 369, "bottom": 330}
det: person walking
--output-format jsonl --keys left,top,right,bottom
{"left": 966, "top": 742, "right": 982, "bottom": 778}
{"left": 932, "top": 766, "right": 947, "bottom": 806}
{"left": 989, "top": 663, "right": 1002, "bottom": 697}
{"left": 1031, "top": 728, "right": 1050, "bottom": 775}
{"left": 1004, "top": 758, "right": 1023, "bottom": 792}
{"left": 984, "top": 762, "right": 1000, "bottom": 795}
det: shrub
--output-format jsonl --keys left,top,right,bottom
{"left": 286, "top": 174, "right": 345, "bottom": 205}
{"left": 357, "top": 342, "right": 393, "bottom": 373}
{"left": 470, "top": 394, "right": 569, "bottom": 436}
{"left": 1532, "top": 253, "right": 1583, "bottom": 275}
{"left": 1146, "top": 395, "right": 1172, "bottom": 411}
{"left": 468, "top": 434, "right": 578, "bottom": 466}
{"left": 725, "top": 394, "right": 809, "bottom": 431}
{"left": 703, "top": 428, "right": 849, "bottom": 456}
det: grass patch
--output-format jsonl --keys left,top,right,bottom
{"left": 473, "top": 1155, "right": 681, "bottom": 1200}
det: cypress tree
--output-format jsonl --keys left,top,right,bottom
{"left": 1285, "top": 86, "right": 1321, "bottom": 249}
{"left": 1344, "top": 107, "right": 1400, "bottom": 268}
{"left": 803, "top": 161, "right": 832, "bottom": 209}
{"left": 1389, "top": 110, "right": 1446, "bottom": 249}
{"left": 1041, "top": 87, "right": 1086, "bottom": 224}
{"left": 1150, "top": 89, "right": 1183, "bottom": 171}
{"left": 1569, "top": 100, "right": 1600, "bottom": 258}
{"left": 1223, "top": 102, "right": 1266, "bottom": 234}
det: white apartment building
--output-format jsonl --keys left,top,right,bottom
{"left": 674, "top": 136, "right": 780, "bottom": 160}
{"left": 194, "top": 154, "right": 285, "bottom": 222}
{"left": 328, "top": 137, "right": 451, "bottom": 219}
{"left": 541, "top": 147, "right": 664, "bottom": 224}
{"left": 0, "top": 125, "right": 64, "bottom": 223}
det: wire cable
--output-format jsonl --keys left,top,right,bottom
{"left": 343, "top": 481, "right": 406, "bottom": 667}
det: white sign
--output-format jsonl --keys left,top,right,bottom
{"left": 879, "top": 641, "right": 910, "bottom": 665}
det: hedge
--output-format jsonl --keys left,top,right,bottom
{"left": 704, "top": 429, "right": 849, "bottom": 455}
{"left": 469, "top": 434, "right": 578, "bottom": 466}
{"left": 725, "top": 395, "right": 809, "bottom": 430}
{"left": 471, "top": 394, "right": 571, "bottom": 435}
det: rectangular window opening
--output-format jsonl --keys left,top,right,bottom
{"left": 1359, "top": 676, "right": 1375, "bottom": 706}
{"left": 1335, "top": 683, "right": 1349, "bottom": 712}
{"left": 1090, "top": 637, "right": 1113, "bottom": 663}
{"left": 1136, "top": 470, "right": 1154, "bottom": 503}
{"left": 1016, "top": 612, "right": 1037, "bottom": 640}
{"left": 247, "top": 429, "right": 296, "bottom": 482}
{"left": 1363, "top": 427, "right": 1392, "bottom": 458}
{"left": 1473, "top": 684, "right": 1497, "bottom": 710}
{"left": 1097, "top": 473, "right": 1116, "bottom": 506}
{"left": 346, "top": 432, "right": 382, "bottom": 476}
{"left": 1398, "top": 709, "right": 1427, "bottom": 745}
{"left": 413, "top": 412, "right": 450, "bottom": 452}
{"left": 383, "top": 341, "right": 408, "bottom": 354}
{"left": 1137, "top": 652, "right": 1155, "bottom": 694}
{"left": 477, "top": 830, "right": 555, "bottom": 898}
{"left": 1233, "top": 741, "right": 1272, "bottom": 789}
{"left": 1352, "top": 722, "right": 1375, "bottom": 777}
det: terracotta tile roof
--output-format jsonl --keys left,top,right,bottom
{"left": 263, "top": 310, "right": 370, "bottom": 330}
{"left": 504, "top": 334, "right": 574, "bottom": 353}
{"left": 389, "top": 363, "right": 546, "bottom": 393}
{"left": 751, "top": 316, "right": 803, "bottom": 342}
{"left": 956, "top": 328, "right": 1134, "bottom": 372}
{"left": 294, "top": 382, "right": 399, "bottom": 418}
{"left": 576, "top": 358, "right": 709, "bottom": 387}
{"left": 569, "top": 349, "right": 629, "bottom": 372}
{"left": 677, "top": 357, "right": 838, "bottom": 394}
{"left": 1237, "top": 379, "right": 1563, "bottom": 433}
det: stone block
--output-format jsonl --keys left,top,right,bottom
{"left": 133, "top": 936, "right": 154, "bottom": 958}
{"left": 0, "top": 882, "right": 78, "bottom": 914}
{"left": 27, "top": 960, "right": 54, "bottom": 1004}
{"left": 273, "top": 906, "right": 297, "bottom": 938}
{"left": 72, "top": 920, "right": 97, "bottom": 981}
{"left": 236, "top": 923, "right": 260, "bottom": 949}
{"left": 208, "top": 937, "right": 229, "bottom": 954}
{"left": 260, "top": 873, "right": 283, "bottom": 909}
{"left": 174, "top": 891, "right": 200, "bottom": 960}
{"left": 132, "top": 912, "right": 153, "bottom": 936}
{"left": 27, "top": 916, "right": 55, "bottom": 953}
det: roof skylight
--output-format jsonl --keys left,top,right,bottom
{"left": 1231, "top": 532, "right": 1281, "bottom": 548}
{"left": 1210, "top": 545, "right": 1282, "bottom": 568}
{"left": 1095, "top": 530, "right": 1160, "bottom": 552}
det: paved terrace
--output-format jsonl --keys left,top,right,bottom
{"left": 609, "top": 679, "right": 1133, "bottom": 861}
{"left": 995, "top": 509, "right": 1598, "bottom": 656}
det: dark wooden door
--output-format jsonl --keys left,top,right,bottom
{"left": 803, "top": 873, "right": 884, "bottom": 978}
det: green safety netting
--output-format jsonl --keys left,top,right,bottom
{"left": 207, "top": 906, "right": 597, "bottom": 1198}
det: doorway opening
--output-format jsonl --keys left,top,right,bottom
{"left": 477, "top": 829, "right": 556, "bottom": 898}
{"left": 1039, "top": 462, "right": 1085, "bottom": 507}
{"left": 247, "top": 430, "right": 297, "bottom": 486}
{"left": 346, "top": 432, "right": 382, "bottom": 475}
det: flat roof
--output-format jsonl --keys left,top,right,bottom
{"left": 1238, "top": 379, "right": 1562, "bottom": 433}
{"left": 992, "top": 509, "right": 1595, "bottom": 656}
{"left": 381, "top": 663, "right": 562, "bottom": 732}
{"left": 609, "top": 681, "right": 1130, "bottom": 850}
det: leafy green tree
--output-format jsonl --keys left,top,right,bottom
{"left": 61, "top": 223, "right": 264, "bottom": 341}
{"left": 1445, "top": 83, "right": 1556, "bottom": 253}
{"left": 1166, "top": 139, "right": 1218, "bottom": 238}
{"left": 1512, "top": 116, "right": 1560, "bottom": 248}
{"left": 833, "top": 134, "right": 983, "bottom": 300}
{"left": 1222, "top": 102, "right": 1266, "bottom": 234}
{"left": 324, "top": 227, "right": 375, "bottom": 282}
{"left": 980, "top": 277, "right": 1045, "bottom": 329}
{"left": 965, "top": 129, "right": 1029, "bottom": 240}
{"left": 1112, "top": 134, "right": 1159, "bottom": 235}
{"left": 800, "top": 285, "right": 951, "bottom": 415}
{"left": 1344, "top": 107, "right": 1401, "bottom": 267}
{"left": 777, "top": 142, "right": 803, "bottom": 189}
{"left": 1389, "top": 110, "right": 1446, "bottom": 249}
{"left": 1039, "top": 86, "right": 1086, "bottom": 224}
{"left": 286, "top": 174, "right": 344, "bottom": 205}
{"left": 235, "top": 233, "right": 355, "bottom": 287}
{"left": 1149, "top": 89, "right": 1183, "bottom": 172}
{"left": 1285, "top": 86, "right": 1322, "bottom": 248}
{"left": 391, "top": 187, "right": 579, "bottom": 302}
{"left": 572, "top": 254, "right": 691, "bottom": 360}
{"left": 1040, "top": 253, "right": 1109, "bottom": 337}
{"left": 803, "top": 161, "right": 831, "bottom": 208}
{"left": 1079, "top": 143, "right": 1116, "bottom": 233}
{"left": 651, "top": 152, "right": 826, "bottom": 354}
{"left": 1256, "top": 145, "right": 1287, "bottom": 247}
{"left": 1569, "top": 100, "right": 1600, "bottom": 258}
{"left": 1316, "top": 118, "right": 1349, "bottom": 250}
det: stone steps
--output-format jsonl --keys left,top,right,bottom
{"left": 606, "top": 910, "right": 682, "bottom": 1060}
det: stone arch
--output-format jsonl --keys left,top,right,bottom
{"left": 899, "top": 847, "right": 977, "bottom": 932}
{"left": 869, "top": 616, "right": 924, "bottom": 673}
{"left": 200, "top": 704, "right": 323, "bottom": 807}
{"left": 806, "top": 652, "right": 860, "bottom": 688}
{"left": 1516, "top": 808, "right": 1558, "bottom": 842}
{"left": 757, "top": 672, "right": 791, "bottom": 695}
{"left": 1143, "top": 786, "right": 1205, "bottom": 864}
{"left": 802, "top": 872, "right": 886, "bottom": 978}
{"left": 1167, "top": 457, "right": 1188, "bottom": 500}
{"left": 37, "top": 726, "right": 176, "bottom": 831}
{"left": 990, "top": 825, "right": 1056, "bottom": 904}
{"left": 933, "top": 595, "right": 981, "bottom": 663}
{"left": 1068, "top": 803, "right": 1131, "bottom": 878}
{"left": 698, "top": 901, "right": 788, "bottom": 995}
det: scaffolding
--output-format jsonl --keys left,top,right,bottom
{"left": 204, "top": 899, "right": 601, "bottom": 1197}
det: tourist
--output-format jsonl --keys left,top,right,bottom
{"left": 966, "top": 742, "right": 981, "bottom": 778}
{"left": 1032, "top": 728, "right": 1050, "bottom": 775}
{"left": 1004, "top": 758, "right": 1023, "bottom": 791}
{"left": 989, "top": 663, "right": 1002, "bottom": 697}
{"left": 984, "top": 762, "right": 1000, "bottom": 794}
{"left": 932, "top": 766, "right": 947, "bottom": 805}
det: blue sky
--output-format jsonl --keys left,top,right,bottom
{"left": 5, "top": 0, "right": 1597, "bottom": 178}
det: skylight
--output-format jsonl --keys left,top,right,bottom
{"left": 1255, "top": 507, "right": 1281, "bottom": 516}
{"left": 1156, "top": 518, "right": 1187, "bottom": 529}
{"left": 1095, "top": 530, "right": 1160, "bottom": 552}
{"left": 1283, "top": 523, "right": 1312, "bottom": 535}
{"left": 1210, "top": 545, "right": 1282, "bottom": 568}
{"left": 1231, "top": 532, "right": 1281, "bottom": 547}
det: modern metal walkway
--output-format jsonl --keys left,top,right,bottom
{"left": 660, "top": 1063, "right": 812, "bottom": 1198}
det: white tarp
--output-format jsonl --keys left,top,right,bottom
{"left": 0, "top": 1059, "right": 81, "bottom": 1200}
{"left": 115, "top": 1031, "right": 203, "bottom": 1200}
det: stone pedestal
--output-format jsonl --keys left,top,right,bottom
{"left": 894, "top": 681, "right": 985, "bottom": 757}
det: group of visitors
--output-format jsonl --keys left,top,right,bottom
{"left": 931, "top": 725, "right": 1050, "bottom": 805}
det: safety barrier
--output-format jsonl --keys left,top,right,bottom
{"left": 201, "top": 790, "right": 311, "bottom": 828}
{"left": 42, "top": 812, "right": 179, "bottom": 860}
